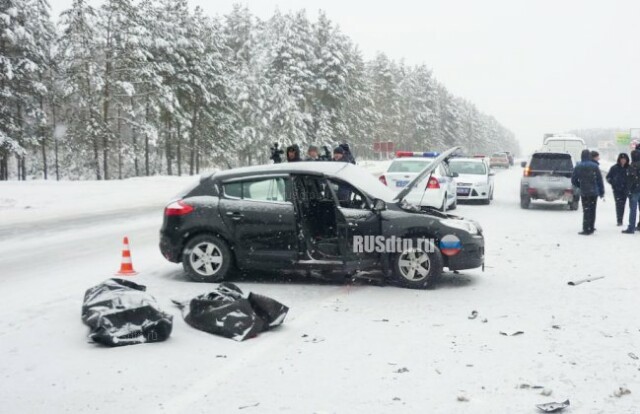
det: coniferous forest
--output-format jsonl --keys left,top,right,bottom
{"left": 0, "top": 0, "right": 519, "bottom": 180}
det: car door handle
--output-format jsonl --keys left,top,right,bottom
{"left": 226, "top": 211, "right": 244, "bottom": 221}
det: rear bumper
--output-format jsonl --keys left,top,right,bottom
{"left": 445, "top": 236, "right": 484, "bottom": 270}
{"left": 159, "top": 233, "right": 182, "bottom": 263}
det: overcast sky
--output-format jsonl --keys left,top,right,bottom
{"left": 49, "top": 0, "right": 640, "bottom": 153}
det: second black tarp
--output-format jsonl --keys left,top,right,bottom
{"left": 173, "top": 283, "right": 288, "bottom": 341}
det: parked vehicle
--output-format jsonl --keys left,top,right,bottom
{"left": 490, "top": 152, "right": 510, "bottom": 169}
{"left": 542, "top": 135, "right": 586, "bottom": 163}
{"left": 520, "top": 152, "right": 579, "bottom": 210}
{"left": 379, "top": 151, "right": 458, "bottom": 211}
{"left": 160, "top": 147, "right": 484, "bottom": 290}
{"left": 449, "top": 157, "right": 495, "bottom": 204}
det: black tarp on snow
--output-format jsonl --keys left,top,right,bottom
{"left": 173, "top": 283, "right": 288, "bottom": 341}
{"left": 81, "top": 278, "right": 173, "bottom": 346}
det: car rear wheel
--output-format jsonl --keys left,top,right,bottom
{"left": 569, "top": 196, "right": 579, "bottom": 211}
{"left": 392, "top": 243, "right": 443, "bottom": 289}
{"left": 520, "top": 195, "right": 531, "bottom": 209}
{"left": 182, "top": 234, "right": 233, "bottom": 282}
{"left": 439, "top": 194, "right": 447, "bottom": 212}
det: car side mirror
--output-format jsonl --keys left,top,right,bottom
{"left": 520, "top": 161, "right": 527, "bottom": 168}
{"left": 372, "top": 198, "right": 386, "bottom": 212}
{"left": 451, "top": 172, "right": 459, "bottom": 178}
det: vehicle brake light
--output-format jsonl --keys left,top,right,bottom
{"left": 523, "top": 167, "right": 530, "bottom": 177}
{"left": 426, "top": 176, "right": 440, "bottom": 189}
{"left": 165, "top": 200, "right": 194, "bottom": 216}
{"left": 379, "top": 175, "right": 387, "bottom": 186}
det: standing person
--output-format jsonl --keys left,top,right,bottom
{"left": 622, "top": 150, "right": 640, "bottom": 234}
{"left": 333, "top": 146, "right": 347, "bottom": 162}
{"left": 571, "top": 149, "right": 605, "bottom": 235}
{"left": 606, "top": 153, "right": 630, "bottom": 226}
{"left": 339, "top": 143, "right": 356, "bottom": 164}
{"left": 306, "top": 145, "right": 320, "bottom": 161}
{"left": 286, "top": 144, "right": 301, "bottom": 162}
{"left": 591, "top": 150, "right": 600, "bottom": 164}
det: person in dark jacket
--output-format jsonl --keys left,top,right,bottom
{"left": 286, "top": 144, "right": 301, "bottom": 162}
{"left": 606, "top": 153, "right": 630, "bottom": 226}
{"left": 622, "top": 150, "right": 640, "bottom": 233}
{"left": 306, "top": 145, "right": 320, "bottom": 161}
{"left": 339, "top": 142, "right": 356, "bottom": 164}
{"left": 591, "top": 150, "right": 600, "bottom": 164}
{"left": 333, "top": 146, "right": 352, "bottom": 202}
{"left": 571, "top": 149, "right": 605, "bottom": 235}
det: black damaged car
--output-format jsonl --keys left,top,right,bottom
{"left": 160, "top": 147, "right": 484, "bottom": 289}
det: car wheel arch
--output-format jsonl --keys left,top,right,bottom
{"left": 180, "top": 228, "right": 236, "bottom": 263}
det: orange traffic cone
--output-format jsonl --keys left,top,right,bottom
{"left": 116, "top": 236, "right": 138, "bottom": 276}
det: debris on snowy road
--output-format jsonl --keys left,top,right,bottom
{"left": 613, "top": 387, "right": 631, "bottom": 398}
{"left": 500, "top": 330, "right": 524, "bottom": 336}
{"left": 468, "top": 310, "right": 478, "bottom": 319}
{"left": 172, "top": 283, "right": 288, "bottom": 341}
{"left": 394, "top": 367, "right": 410, "bottom": 373}
{"left": 541, "top": 389, "right": 553, "bottom": 396}
{"left": 519, "top": 384, "right": 545, "bottom": 390}
{"left": 456, "top": 394, "right": 469, "bottom": 402}
{"left": 536, "top": 399, "right": 570, "bottom": 412}
{"left": 567, "top": 276, "right": 605, "bottom": 286}
{"left": 628, "top": 352, "right": 638, "bottom": 360}
{"left": 81, "top": 278, "right": 173, "bottom": 347}
{"left": 238, "top": 402, "right": 260, "bottom": 410}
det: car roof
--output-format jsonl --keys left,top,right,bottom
{"left": 205, "top": 161, "right": 350, "bottom": 181}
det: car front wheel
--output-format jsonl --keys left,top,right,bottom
{"left": 392, "top": 243, "right": 443, "bottom": 289}
{"left": 182, "top": 234, "right": 233, "bottom": 282}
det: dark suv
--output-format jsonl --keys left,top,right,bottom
{"left": 160, "top": 148, "right": 485, "bottom": 289}
{"left": 520, "top": 152, "right": 579, "bottom": 210}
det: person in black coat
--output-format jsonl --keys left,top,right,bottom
{"left": 286, "top": 144, "right": 302, "bottom": 162}
{"left": 571, "top": 149, "right": 605, "bottom": 235}
{"left": 622, "top": 150, "right": 640, "bottom": 233}
{"left": 606, "top": 153, "right": 630, "bottom": 226}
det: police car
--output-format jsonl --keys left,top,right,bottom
{"left": 379, "top": 151, "right": 458, "bottom": 211}
{"left": 449, "top": 156, "right": 495, "bottom": 204}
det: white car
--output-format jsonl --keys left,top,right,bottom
{"left": 379, "top": 151, "right": 458, "bottom": 211}
{"left": 449, "top": 157, "right": 495, "bottom": 204}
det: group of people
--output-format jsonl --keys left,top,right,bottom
{"left": 571, "top": 147, "right": 640, "bottom": 235}
{"left": 605, "top": 148, "right": 640, "bottom": 234}
{"left": 282, "top": 143, "right": 356, "bottom": 164}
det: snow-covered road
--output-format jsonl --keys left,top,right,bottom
{"left": 1, "top": 166, "right": 638, "bottom": 414}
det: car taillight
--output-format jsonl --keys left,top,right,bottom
{"left": 426, "top": 176, "right": 440, "bottom": 189}
{"left": 165, "top": 200, "right": 194, "bottom": 216}
{"left": 523, "top": 167, "right": 530, "bottom": 177}
{"left": 379, "top": 175, "right": 387, "bottom": 186}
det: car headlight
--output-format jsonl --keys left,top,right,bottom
{"left": 442, "top": 219, "right": 479, "bottom": 235}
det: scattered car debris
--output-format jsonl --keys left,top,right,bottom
{"left": 468, "top": 310, "right": 478, "bottom": 320}
{"left": 552, "top": 325, "right": 561, "bottom": 330}
{"left": 628, "top": 352, "right": 638, "bottom": 360}
{"left": 540, "top": 389, "right": 553, "bottom": 396}
{"left": 238, "top": 402, "right": 260, "bottom": 410}
{"left": 373, "top": 318, "right": 390, "bottom": 322}
{"left": 303, "top": 336, "right": 325, "bottom": 344}
{"left": 481, "top": 318, "right": 488, "bottom": 323}
{"left": 81, "top": 278, "right": 173, "bottom": 347}
{"left": 394, "top": 367, "right": 410, "bottom": 373}
{"left": 613, "top": 387, "right": 631, "bottom": 398}
{"left": 519, "top": 384, "right": 545, "bottom": 389}
{"left": 392, "top": 397, "right": 401, "bottom": 401}
{"left": 456, "top": 394, "right": 469, "bottom": 402}
{"left": 536, "top": 399, "right": 570, "bottom": 412}
{"left": 500, "top": 330, "right": 524, "bottom": 336}
{"left": 567, "top": 276, "right": 605, "bottom": 286}
{"left": 173, "top": 283, "right": 288, "bottom": 342}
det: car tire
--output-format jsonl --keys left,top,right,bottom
{"left": 439, "top": 194, "right": 447, "bottom": 212}
{"left": 449, "top": 197, "right": 457, "bottom": 210}
{"left": 482, "top": 197, "right": 491, "bottom": 205}
{"left": 569, "top": 196, "right": 579, "bottom": 211}
{"left": 520, "top": 195, "right": 531, "bottom": 209}
{"left": 392, "top": 242, "right": 443, "bottom": 290}
{"left": 490, "top": 189, "right": 494, "bottom": 201}
{"left": 182, "top": 234, "right": 233, "bottom": 283}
